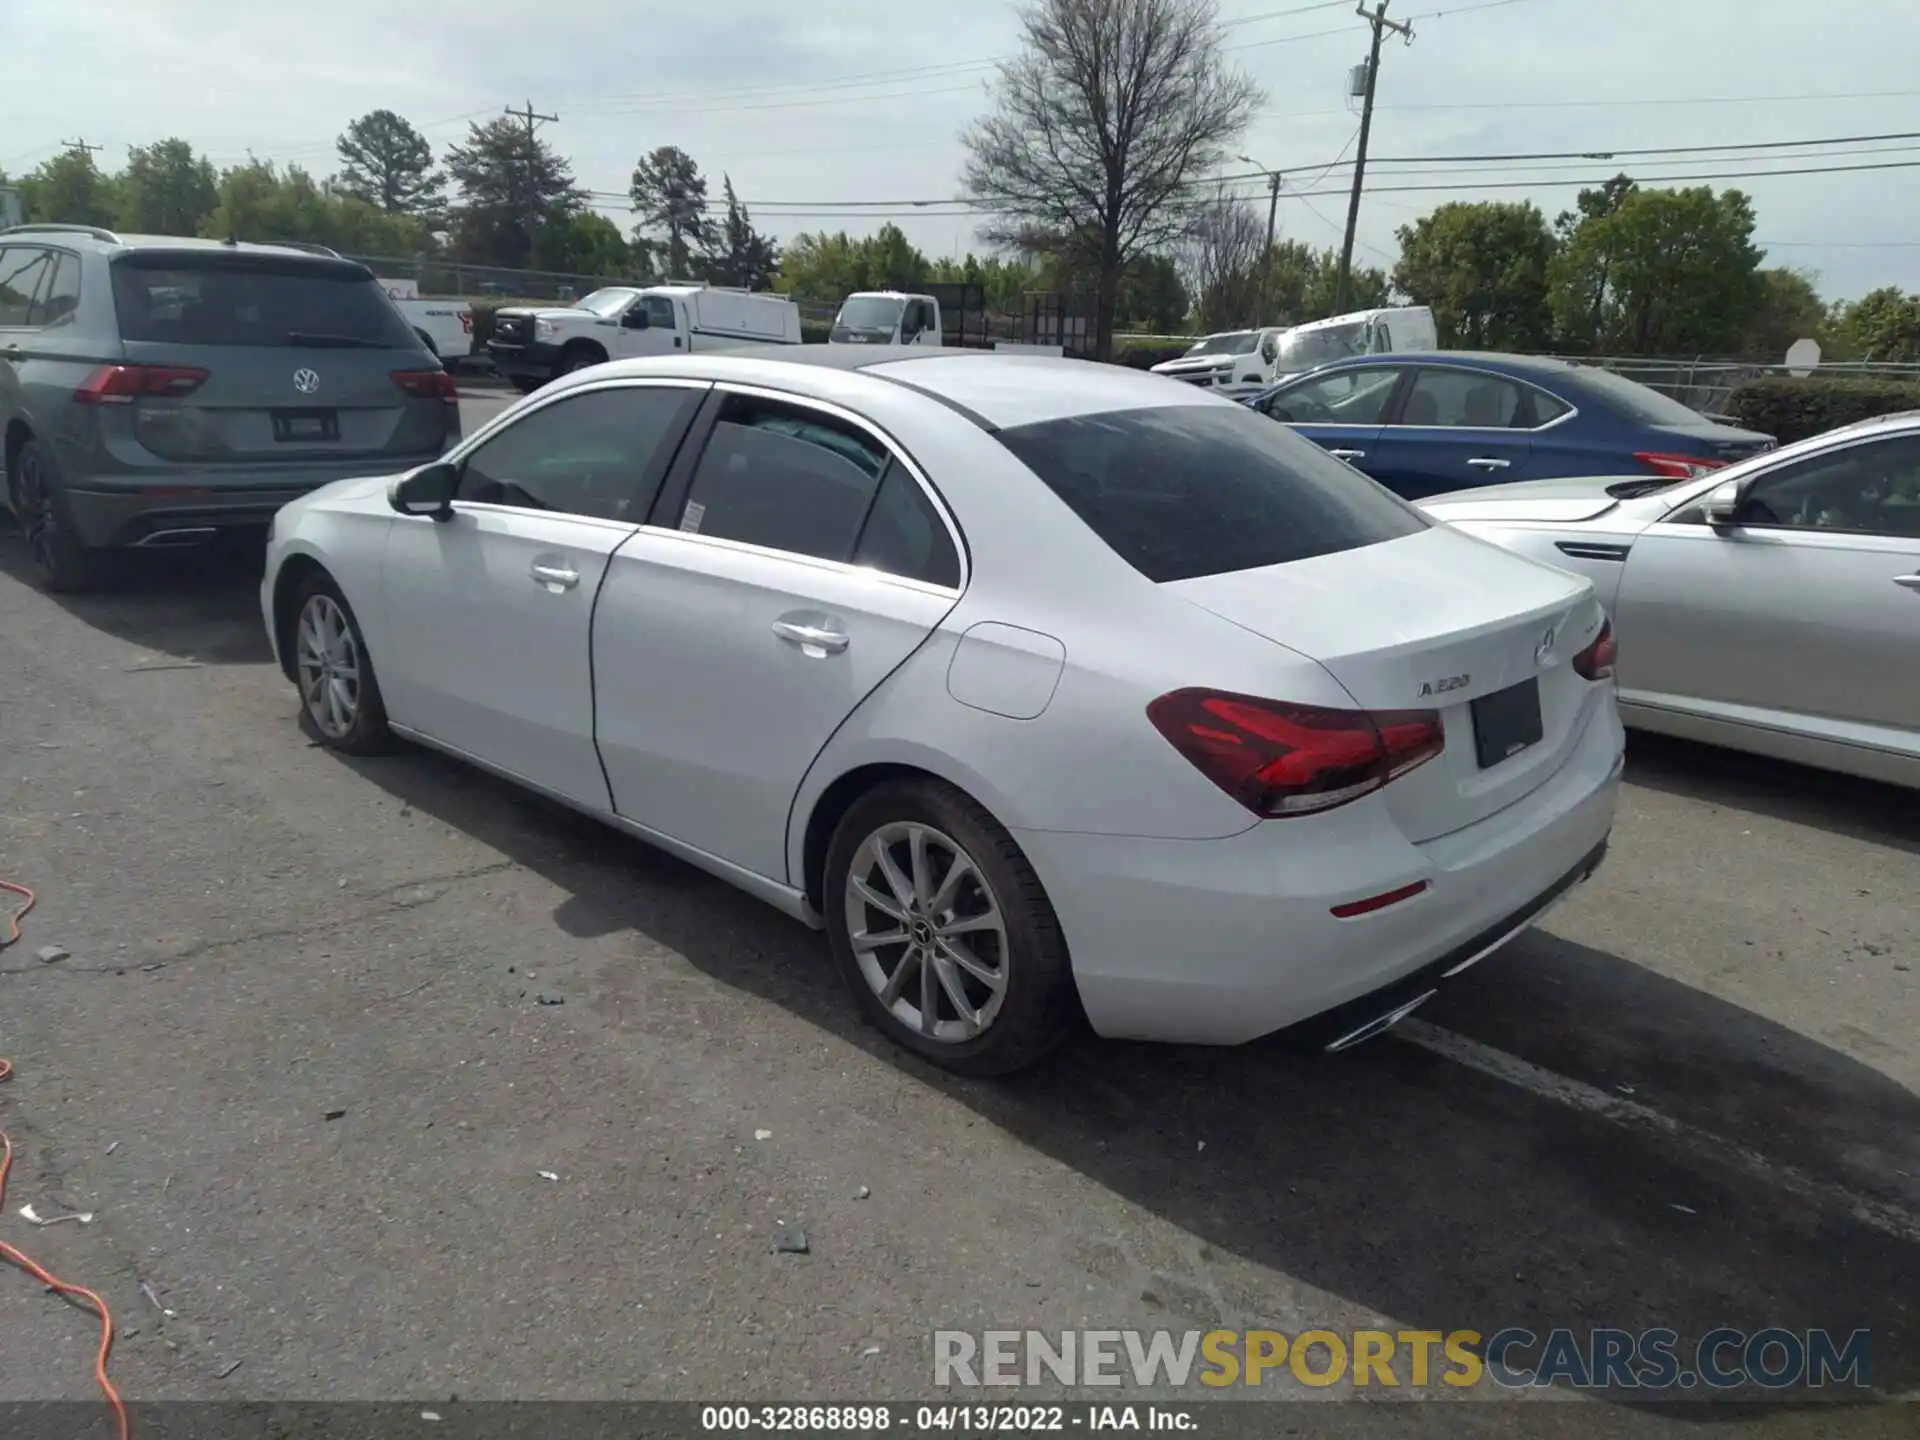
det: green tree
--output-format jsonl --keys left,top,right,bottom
{"left": 198, "top": 160, "right": 429, "bottom": 256}
{"left": 1261, "top": 240, "right": 1387, "bottom": 324}
{"left": 116, "top": 139, "right": 218, "bottom": 236}
{"left": 1738, "top": 268, "right": 1828, "bottom": 360}
{"left": 629, "top": 145, "right": 714, "bottom": 279}
{"left": 531, "top": 210, "right": 638, "bottom": 280}
{"left": 1393, "top": 201, "right": 1555, "bottom": 350}
{"left": 1550, "top": 182, "right": 1764, "bottom": 355}
{"left": 778, "top": 230, "right": 867, "bottom": 302}
{"left": 1829, "top": 286, "right": 1920, "bottom": 362}
{"left": 444, "top": 117, "right": 587, "bottom": 269}
{"left": 19, "top": 149, "right": 120, "bottom": 228}
{"left": 1116, "top": 253, "right": 1188, "bottom": 330}
{"left": 334, "top": 110, "right": 445, "bottom": 219}
{"left": 697, "top": 175, "right": 779, "bottom": 289}
{"left": 963, "top": 0, "right": 1260, "bottom": 359}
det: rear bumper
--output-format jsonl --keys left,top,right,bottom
{"left": 1016, "top": 696, "right": 1625, "bottom": 1046}
{"left": 486, "top": 340, "right": 560, "bottom": 383}
{"left": 63, "top": 463, "right": 444, "bottom": 548}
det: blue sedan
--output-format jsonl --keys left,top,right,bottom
{"left": 1243, "top": 351, "right": 1775, "bottom": 500}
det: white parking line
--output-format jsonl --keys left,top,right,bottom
{"left": 1394, "top": 1019, "right": 1920, "bottom": 1247}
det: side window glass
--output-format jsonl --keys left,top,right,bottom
{"left": 643, "top": 296, "right": 676, "bottom": 329}
{"left": 1263, "top": 367, "right": 1402, "bottom": 425}
{"left": 853, "top": 466, "right": 961, "bottom": 588}
{"left": 677, "top": 395, "right": 889, "bottom": 562}
{"left": 28, "top": 253, "right": 82, "bottom": 328}
{"left": 1528, "top": 388, "right": 1572, "bottom": 426}
{"left": 0, "top": 247, "right": 53, "bottom": 327}
{"left": 1738, "top": 435, "right": 1920, "bottom": 538}
{"left": 1400, "top": 370, "right": 1526, "bottom": 428}
{"left": 456, "top": 385, "right": 701, "bottom": 520}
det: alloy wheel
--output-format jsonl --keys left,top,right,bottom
{"left": 295, "top": 593, "right": 362, "bottom": 740}
{"left": 842, "top": 821, "right": 1010, "bottom": 1043}
{"left": 16, "top": 447, "right": 61, "bottom": 575}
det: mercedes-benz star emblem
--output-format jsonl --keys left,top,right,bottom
{"left": 292, "top": 368, "right": 320, "bottom": 395}
{"left": 1534, "top": 626, "right": 1557, "bottom": 667}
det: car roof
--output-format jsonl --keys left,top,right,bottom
{"left": 1317, "top": 350, "right": 1579, "bottom": 377}
{"left": 591, "top": 346, "right": 1222, "bottom": 431}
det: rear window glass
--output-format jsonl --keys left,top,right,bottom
{"left": 996, "top": 404, "right": 1427, "bottom": 583}
{"left": 110, "top": 256, "right": 418, "bottom": 349}
{"left": 1561, "top": 366, "right": 1706, "bottom": 426}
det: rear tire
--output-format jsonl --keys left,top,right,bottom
{"left": 291, "top": 572, "right": 395, "bottom": 756}
{"left": 510, "top": 377, "right": 543, "bottom": 395}
{"left": 559, "top": 343, "right": 606, "bottom": 376}
{"left": 824, "top": 778, "right": 1077, "bottom": 1077}
{"left": 12, "top": 436, "right": 105, "bottom": 593}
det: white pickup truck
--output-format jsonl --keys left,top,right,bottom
{"left": 1151, "top": 306, "right": 1439, "bottom": 397}
{"left": 376, "top": 277, "right": 476, "bottom": 369}
{"left": 487, "top": 283, "right": 803, "bottom": 392}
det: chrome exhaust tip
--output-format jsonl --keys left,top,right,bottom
{"left": 1324, "top": 989, "right": 1438, "bottom": 1053}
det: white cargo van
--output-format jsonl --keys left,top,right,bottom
{"left": 828, "top": 291, "right": 944, "bottom": 346}
{"left": 487, "top": 283, "right": 802, "bottom": 392}
{"left": 1268, "top": 305, "right": 1437, "bottom": 383}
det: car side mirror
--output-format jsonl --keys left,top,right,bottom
{"left": 622, "top": 309, "right": 649, "bottom": 329}
{"left": 389, "top": 461, "right": 458, "bottom": 520}
{"left": 1701, "top": 477, "right": 1744, "bottom": 528}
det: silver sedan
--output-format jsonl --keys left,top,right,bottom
{"left": 1421, "top": 410, "right": 1920, "bottom": 789}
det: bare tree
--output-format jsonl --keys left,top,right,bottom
{"left": 963, "top": 0, "right": 1260, "bottom": 359}
{"left": 1182, "top": 192, "right": 1268, "bottom": 332}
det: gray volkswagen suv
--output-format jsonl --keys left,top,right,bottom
{"left": 0, "top": 225, "right": 460, "bottom": 591}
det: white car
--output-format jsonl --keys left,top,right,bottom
{"left": 1420, "top": 412, "right": 1920, "bottom": 789}
{"left": 262, "top": 348, "right": 1624, "bottom": 1074}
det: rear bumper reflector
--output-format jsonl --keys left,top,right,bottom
{"left": 1330, "top": 879, "right": 1430, "bottom": 919}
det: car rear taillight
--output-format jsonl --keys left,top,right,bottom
{"left": 1572, "top": 619, "right": 1617, "bottom": 681}
{"left": 392, "top": 368, "right": 459, "bottom": 403}
{"left": 73, "top": 364, "right": 209, "bottom": 404}
{"left": 1147, "top": 689, "right": 1445, "bottom": 818}
{"left": 1634, "top": 451, "right": 1726, "bottom": 480}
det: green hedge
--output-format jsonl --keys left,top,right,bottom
{"left": 1112, "top": 340, "right": 1194, "bottom": 370}
{"left": 1725, "top": 375, "right": 1920, "bottom": 445}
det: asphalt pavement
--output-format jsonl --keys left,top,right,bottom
{"left": 0, "top": 403, "right": 1914, "bottom": 1433}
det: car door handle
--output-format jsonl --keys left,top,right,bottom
{"left": 1328, "top": 448, "right": 1367, "bottom": 461}
{"left": 1895, "top": 573, "right": 1920, "bottom": 594}
{"left": 1467, "top": 458, "right": 1512, "bottom": 470}
{"left": 772, "top": 620, "right": 850, "bottom": 655}
{"left": 1, "top": 345, "right": 20, "bottom": 361}
{"left": 530, "top": 561, "right": 580, "bottom": 591}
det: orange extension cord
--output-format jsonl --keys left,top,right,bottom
{"left": 1, "top": 877, "right": 131, "bottom": 1440}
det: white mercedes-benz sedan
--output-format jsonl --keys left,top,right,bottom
{"left": 1421, "top": 411, "right": 1920, "bottom": 790}
{"left": 262, "top": 348, "right": 1623, "bottom": 1074}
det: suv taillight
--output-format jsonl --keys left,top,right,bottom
{"left": 1634, "top": 451, "right": 1726, "bottom": 480}
{"left": 392, "top": 368, "right": 459, "bottom": 403}
{"left": 1572, "top": 620, "right": 1618, "bottom": 682}
{"left": 1147, "top": 689, "right": 1444, "bottom": 818}
{"left": 73, "top": 364, "right": 209, "bottom": 404}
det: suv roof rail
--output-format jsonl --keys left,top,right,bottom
{"left": 263, "top": 240, "right": 343, "bottom": 258}
{"left": 1, "top": 222, "right": 122, "bottom": 244}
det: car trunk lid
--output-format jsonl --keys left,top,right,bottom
{"left": 1166, "top": 525, "right": 1607, "bottom": 842}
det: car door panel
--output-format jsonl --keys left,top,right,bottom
{"left": 381, "top": 508, "right": 633, "bottom": 808}
{"left": 1367, "top": 367, "right": 1538, "bottom": 499}
{"left": 594, "top": 533, "right": 955, "bottom": 880}
{"left": 1256, "top": 364, "right": 1406, "bottom": 477}
{"left": 1616, "top": 523, "right": 1920, "bottom": 744}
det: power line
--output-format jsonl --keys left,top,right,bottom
{"left": 1364, "top": 128, "right": 1920, "bottom": 167}
{"left": 1260, "top": 87, "right": 1920, "bottom": 117}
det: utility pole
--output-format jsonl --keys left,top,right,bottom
{"left": 1263, "top": 171, "right": 1282, "bottom": 256}
{"left": 503, "top": 101, "right": 558, "bottom": 257}
{"left": 59, "top": 138, "right": 104, "bottom": 160}
{"left": 1335, "top": 1, "right": 1413, "bottom": 313}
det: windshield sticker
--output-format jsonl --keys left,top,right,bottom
{"left": 680, "top": 500, "right": 706, "bottom": 534}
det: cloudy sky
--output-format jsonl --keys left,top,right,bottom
{"left": 5, "top": 0, "right": 1917, "bottom": 308}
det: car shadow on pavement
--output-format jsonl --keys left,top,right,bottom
{"left": 1625, "top": 731, "right": 1919, "bottom": 857}
{"left": 336, "top": 742, "right": 1920, "bottom": 1413}
{"left": 0, "top": 524, "right": 273, "bottom": 665}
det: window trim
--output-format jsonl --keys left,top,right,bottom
{"left": 440, "top": 375, "right": 713, "bottom": 525}
{"left": 638, "top": 380, "right": 969, "bottom": 595}
{"left": 26, "top": 246, "right": 81, "bottom": 328}
{"left": 1384, "top": 363, "right": 1580, "bottom": 433}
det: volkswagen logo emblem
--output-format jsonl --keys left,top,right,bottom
{"left": 1534, "top": 626, "right": 1557, "bottom": 667}
{"left": 292, "top": 368, "right": 321, "bottom": 395}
